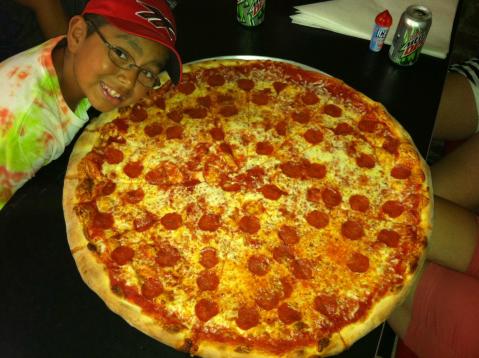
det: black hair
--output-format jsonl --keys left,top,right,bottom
{"left": 82, "top": 13, "right": 109, "bottom": 36}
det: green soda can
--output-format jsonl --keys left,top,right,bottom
{"left": 388, "top": 5, "right": 432, "bottom": 66}
{"left": 237, "top": 0, "right": 266, "bottom": 27}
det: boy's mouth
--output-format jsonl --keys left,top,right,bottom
{"left": 100, "top": 81, "right": 124, "bottom": 102}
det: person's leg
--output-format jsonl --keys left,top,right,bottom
{"left": 433, "top": 71, "right": 478, "bottom": 140}
{"left": 393, "top": 263, "right": 479, "bottom": 358}
{"left": 431, "top": 133, "right": 479, "bottom": 211}
{"left": 388, "top": 195, "right": 479, "bottom": 338}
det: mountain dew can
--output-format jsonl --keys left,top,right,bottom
{"left": 237, "top": 0, "right": 266, "bottom": 27}
{"left": 389, "top": 5, "right": 432, "bottom": 66}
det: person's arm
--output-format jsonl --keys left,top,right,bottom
{"left": 15, "top": 0, "right": 69, "bottom": 38}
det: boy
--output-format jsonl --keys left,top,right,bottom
{"left": 0, "top": 0, "right": 183, "bottom": 210}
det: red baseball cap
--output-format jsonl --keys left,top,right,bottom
{"left": 82, "top": 0, "right": 182, "bottom": 84}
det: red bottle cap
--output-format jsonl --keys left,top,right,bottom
{"left": 375, "top": 10, "right": 392, "bottom": 27}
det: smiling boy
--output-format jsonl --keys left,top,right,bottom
{"left": 0, "top": 0, "right": 182, "bottom": 209}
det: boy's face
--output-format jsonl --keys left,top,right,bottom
{"left": 70, "top": 19, "right": 170, "bottom": 112}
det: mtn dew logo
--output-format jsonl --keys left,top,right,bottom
{"left": 237, "top": 0, "right": 266, "bottom": 26}
{"left": 400, "top": 31, "right": 427, "bottom": 58}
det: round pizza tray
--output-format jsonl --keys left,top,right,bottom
{"left": 182, "top": 55, "right": 330, "bottom": 76}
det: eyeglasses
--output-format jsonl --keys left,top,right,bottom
{"left": 87, "top": 20, "right": 161, "bottom": 89}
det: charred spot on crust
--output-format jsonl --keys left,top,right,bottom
{"left": 87, "top": 243, "right": 97, "bottom": 252}
{"left": 165, "top": 323, "right": 186, "bottom": 333}
{"left": 318, "top": 337, "right": 330, "bottom": 351}
{"left": 409, "top": 257, "right": 420, "bottom": 272}
{"left": 179, "top": 338, "right": 196, "bottom": 353}
{"left": 234, "top": 345, "right": 252, "bottom": 353}
{"left": 111, "top": 285, "right": 123, "bottom": 296}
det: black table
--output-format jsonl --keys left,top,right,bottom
{"left": 0, "top": 1, "right": 456, "bottom": 357}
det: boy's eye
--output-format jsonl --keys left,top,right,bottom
{"left": 141, "top": 69, "right": 156, "bottom": 79}
{"left": 111, "top": 47, "right": 130, "bottom": 62}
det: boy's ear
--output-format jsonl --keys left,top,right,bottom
{"left": 67, "top": 15, "right": 89, "bottom": 53}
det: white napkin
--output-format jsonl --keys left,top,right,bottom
{"left": 290, "top": 0, "right": 459, "bottom": 59}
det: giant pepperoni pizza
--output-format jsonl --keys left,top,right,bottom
{"left": 63, "top": 58, "right": 433, "bottom": 357}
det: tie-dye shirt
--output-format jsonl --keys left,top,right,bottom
{"left": 0, "top": 36, "right": 90, "bottom": 209}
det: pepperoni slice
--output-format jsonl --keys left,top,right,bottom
{"left": 209, "top": 127, "right": 225, "bottom": 141}
{"left": 256, "top": 141, "right": 274, "bottom": 155}
{"left": 236, "top": 306, "right": 260, "bottom": 330}
{"left": 304, "top": 129, "right": 323, "bottom": 144}
{"left": 280, "top": 161, "right": 304, "bottom": 179}
{"left": 144, "top": 123, "right": 163, "bottom": 137}
{"left": 358, "top": 119, "right": 378, "bottom": 133}
{"left": 322, "top": 188, "right": 342, "bottom": 208}
{"left": 141, "top": 278, "right": 163, "bottom": 299}
{"left": 305, "top": 210, "right": 329, "bottom": 229}
{"left": 197, "top": 95, "right": 212, "bottom": 107}
{"left": 133, "top": 211, "right": 157, "bottom": 232}
{"left": 156, "top": 243, "right": 181, "bottom": 267}
{"left": 382, "top": 200, "right": 405, "bottom": 218}
{"left": 200, "top": 247, "right": 219, "bottom": 268}
{"left": 383, "top": 136, "right": 400, "bottom": 154}
{"left": 99, "top": 180, "right": 116, "bottom": 196}
{"left": 130, "top": 104, "right": 147, "bottom": 122}
{"left": 207, "top": 74, "right": 225, "bottom": 87}
{"left": 104, "top": 147, "right": 124, "bottom": 164}
{"left": 324, "top": 104, "right": 342, "bottom": 117}
{"left": 111, "top": 246, "right": 134, "bottom": 265}
{"left": 237, "top": 78, "right": 255, "bottom": 91}
{"left": 160, "top": 213, "right": 182, "bottom": 230}
{"left": 123, "top": 161, "right": 143, "bottom": 178}
{"left": 334, "top": 123, "right": 354, "bottom": 135}
{"left": 252, "top": 91, "right": 269, "bottom": 105}
{"left": 275, "top": 121, "right": 287, "bottom": 136}
{"left": 260, "top": 184, "right": 285, "bottom": 200}
{"left": 145, "top": 167, "right": 166, "bottom": 185}
{"left": 219, "top": 105, "right": 238, "bottom": 117}
{"left": 356, "top": 153, "right": 375, "bottom": 168}
{"left": 124, "top": 189, "right": 144, "bottom": 204}
{"left": 92, "top": 211, "right": 114, "bottom": 229}
{"left": 195, "top": 299, "right": 219, "bottom": 322}
{"left": 391, "top": 165, "right": 412, "bottom": 179}
{"left": 314, "top": 294, "right": 338, "bottom": 316}
{"left": 291, "top": 259, "right": 313, "bottom": 279}
{"left": 272, "top": 245, "right": 295, "bottom": 262}
{"left": 278, "top": 225, "right": 300, "bottom": 245}
{"left": 377, "top": 229, "right": 400, "bottom": 247}
{"left": 302, "top": 91, "right": 319, "bottom": 105}
{"left": 198, "top": 214, "right": 221, "bottom": 232}
{"left": 196, "top": 270, "right": 219, "bottom": 291}
{"left": 154, "top": 96, "right": 166, "bottom": 110}
{"left": 273, "top": 81, "right": 287, "bottom": 93}
{"left": 341, "top": 220, "right": 364, "bottom": 240}
{"left": 166, "top": 125, "right": 183, "bottom": 139}
{"left": 306, "top": 162, "right": 326, "bottom": 179}
{"left": 167, "top": 109, "right": 183, "bottom": 122}
{"left": 306, "top": 188, "right": 322, "bottom": 203}
{"left": 177, "top": 81, "right": 196, "bottom": 94}
{"left": 292, "top": 109, "right": 310, "bottom": 124}
{"left": 280, "top": 277, "right": 294, "bottom": 299}
{"left": 239, "top": 215, "right": 260, "bottom": 234}
{"left": 184, "top": 107, "right": 207, "bottom": 119}
{"left": 217, "top": 94, "right": 233, "bottom": 102}
{"left": 349, "top": 195, "right": 370, "bottom": 212}
{"left": 278, "top": 303, "right": 302, "bottom": 325}
{"left": 248, "top": 255, "right": 271, "bottom": 276}
{"left": 347, "top": 252, "right": 369, "bottom": 273}
{"left": 113, "top": 117, "right": 129, "bottom": 132}
{"left": 255, "top": 289, "right": 281, "bottom": 310}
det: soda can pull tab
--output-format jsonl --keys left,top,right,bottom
{"left": 369, "top": 10, "right": 392, "bottom": 52}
